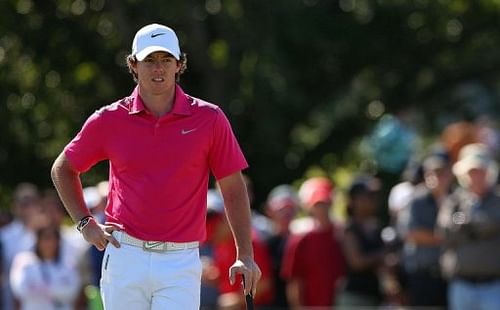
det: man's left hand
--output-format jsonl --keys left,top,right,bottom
{"left": 229, "top": 256, "right": 261, "bottom": 296}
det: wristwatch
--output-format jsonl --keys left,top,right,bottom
{"left": 77, "top": 216, "right": 94, "bottom": 233}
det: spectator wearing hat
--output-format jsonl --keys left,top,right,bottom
{"left": 438, "top": 143, "right": 500, "bottom": 310}
{"left": 263, "top": 185, "right": 300, "bottom": 309}
{"left": 281, "top": 177, "right": 345, "bottom": 308}
{"left": 336, "top": 176, "right": 386, "bottom": 308}
{"left": 398, "top": 152, "right": 453, "bottom": 308}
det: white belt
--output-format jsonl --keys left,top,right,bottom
{"left": 120, "top": 232, "right": 199, "bottom": 252}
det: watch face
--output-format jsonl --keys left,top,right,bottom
{"left": 78, "top": 217, "right": 92, "bottom": 232}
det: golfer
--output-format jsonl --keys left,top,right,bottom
{"left": 51, "top": 23, "right": 260, "bottom": 309}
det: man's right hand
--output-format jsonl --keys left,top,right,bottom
{"left": 81, "top": 220, "right": 121, "bottom": 251}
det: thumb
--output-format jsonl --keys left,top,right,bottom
{"left": 229, "top": 266, "right": 238, "bottom": 285}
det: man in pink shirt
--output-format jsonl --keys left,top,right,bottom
{"left": 51, "top": 23, "right": 260, "bottom": 309}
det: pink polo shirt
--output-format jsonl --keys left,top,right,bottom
{"left": 64, "top": 84, "right": 248, "bottom": 242}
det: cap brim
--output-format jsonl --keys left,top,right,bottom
{"left": 135, "top": 46, "right": 180, "bottom": 61}
{"left": 453, "top": 159, "right": 488, "bottom": 176}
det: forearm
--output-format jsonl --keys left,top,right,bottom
{"left": 51, "top": 153, "right": 90, "bottom": 222}
{"left": 218, "top": 172, "right": 254, "bottom": 259}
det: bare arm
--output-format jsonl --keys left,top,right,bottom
{"left": 51, "top": 152, "right": 119, "bottom": 250}
{"left": 218, "top": 171, "right": 261, "bottom": 296}
{"left": 51, "top": 153, "right": 90, "bottom": 222}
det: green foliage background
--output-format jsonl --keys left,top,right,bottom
{"left": 2, "top": 0, "right": 500, "bottom": 208}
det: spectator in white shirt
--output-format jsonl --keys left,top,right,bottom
{"left": 10, "top": 226, "right": 81, "bottom": 310}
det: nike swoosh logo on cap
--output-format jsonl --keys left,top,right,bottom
{"left": 151, "top": 32, "right": 166, "bottom": 38}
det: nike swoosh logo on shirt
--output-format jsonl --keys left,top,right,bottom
{"left": 151, "top": 32, "right": 166, "bottom": 38}
{"left": 181, "top": 128, "right": 197, "bottom": 135}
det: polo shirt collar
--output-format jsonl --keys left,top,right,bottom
{"left": 171, "top": 84, "right": 192, "bottom": 116}
{"left": 128, "top": 84, "right": 192, "bottom": 116}
{"left": 129, "top": 86, "right": 145, "bottom": 114}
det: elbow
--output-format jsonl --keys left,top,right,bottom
{"left": 51, "top": 153, "right": 77, "bottom": 184}
{"left": 51, "top": 154, "right": 64, "bottom": 184}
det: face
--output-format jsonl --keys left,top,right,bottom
{"left": 309, "top": 201, "right": 331, "bottom": 219}
{"left": 38, "top": 229, "right": 59, "bottom": 260}
{"left": 352, "top": 192, "right": 378, "bottom": 217}
{"left": 425, "top": 167, "right": 453, "bottom": 190}
{"left": 131, "top": 51, "right": 180, "bottom": 95}
{"left": 467, "top": 168, "right": 489, "bottom": 195}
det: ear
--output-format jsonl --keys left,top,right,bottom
{"left": 130, "top": 61, "right": 138, "bottom": 74}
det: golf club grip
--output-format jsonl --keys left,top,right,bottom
{"left": 245, "top": 293, "right": 254, "bottom": 310}
{"left": 242, "top": 275, "right": 254, "bottom": 310}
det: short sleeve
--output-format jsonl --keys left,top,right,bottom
{"left": 209, "top": 109, "right": 248, "bottom": 180}
{"left": 64, "top": 111, "right": 107, "bottom": 172}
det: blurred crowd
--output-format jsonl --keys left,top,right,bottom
{"left": 0, "top": 182, "right": 107, "bottom": 310}
{"left": 1, "top": 123, "right": 500, "bottom": 310}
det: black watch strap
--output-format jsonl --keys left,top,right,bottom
{"left": 77, "top": 215, "right": 93, "bottom": 232}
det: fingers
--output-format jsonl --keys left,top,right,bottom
{"left": 229, "top": 265, "right": 238, "bottom": 286}
{"left": 95, "top": 241, "right": 107, "bottom": 252}
{"left": 104, "top": 230, "right": 121, "bottom": 248}
{"left": 229, "top": 267, "right": 251, "bottom": 295}
{"left": 229, "top": 260, "right": 261, "bottom": 296}
{"left": 103, "top": 225, "right": 121, "bottom": 248}
{"left": 84, "top": 223, "right": 121, "bottom": 251}
{"left": 250, "top": 267, "right": 261, "bottom": 297}
{"left": 246, "top": 264, "right": 261, "bottom": 296}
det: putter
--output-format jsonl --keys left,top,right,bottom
{"left": 242, "top": 275, "right": 254, "bottom": 310}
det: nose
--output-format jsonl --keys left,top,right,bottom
{"left": 152, "top": 60, "right": 164, "bottom": 70}
{"left": 152, "top": 60, "right": 164, "bottom": 72}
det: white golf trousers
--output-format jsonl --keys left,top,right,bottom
{"left": 100, "top": 231, "right": 202, "bottom": 310}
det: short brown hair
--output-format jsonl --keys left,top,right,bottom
{"left": 126, "top": 52, "right": 188, "bottom": 83}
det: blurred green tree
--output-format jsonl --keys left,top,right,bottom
{"left": 1, "top": 0, "right": 500, "bottom": 208}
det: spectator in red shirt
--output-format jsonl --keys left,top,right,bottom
{"left": 204, "top": 189, "right": 274, "bottom": 309}
{"left": 281, "top": 177, "right": 346, "bottom": 309}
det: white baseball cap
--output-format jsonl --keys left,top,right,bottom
{"left": 131, "top": 23, "right": 181, "bottom": 61}
{"left": 453, "top": 143, "right": 494, "bottom": 176}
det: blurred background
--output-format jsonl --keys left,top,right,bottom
{"left": 3, "top": 1, "right": 500, "bottom": 309}
{"left": 2, "top": 0, "right": 500, "bottom": 208}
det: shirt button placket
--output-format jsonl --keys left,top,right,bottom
{"left": 154, "top": 121, "right": 160, "bottom": 135}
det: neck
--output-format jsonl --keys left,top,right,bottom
{"left": 314, "top": 216, "right": 332, "bottom": 230}
{"left": 432, "top": 187, "right": 448, "bottom": 204}
{"left": 471, "top": 187, "right": 490, "bottom": 198}
{"left": 139, "top": 84, "right": 176, "bottom": 117}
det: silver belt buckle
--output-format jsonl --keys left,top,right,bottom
{"left": 168, "top": 243, "right": 185, "bottom": 251}
{"left": 143, "top": 241, "right": 165, "bottom": 252}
